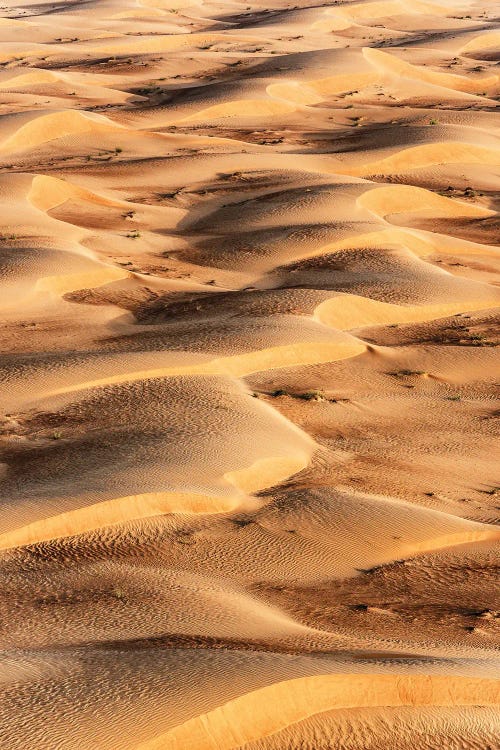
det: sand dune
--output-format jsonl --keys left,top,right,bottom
{"left": 461, "top": 30, "right": 500, "bottom": 55}
{"left": 29, "top": 174, "right": 127, "bottom": 212}
{"left": 144, "top": 673, "right": 500, "bottom": 750}
{"left": 363, "top": 47, "right": 498, "bottom": 94}
{"left": 0, "top": 491, "right": 242, "bottom": 550}
{"left": 0, "top": 69, "right": 134, "bottom": 103}
{"left": 343, "top": 142, "right": 500, "bottom": 177}
{"left": 0, "top": 0, "right": 498, "bottom": 747}
{"left": 0, "top": 375, "right": 315, "bottom": 538}
{"left": 3, "top": 479, "right": 496, "bottom": 579}
{"left": 1, "top": 110, "right": 123, "bottom": 152}
{"left": 315, "top": 294, "right": 499, "bottom": 330}
{"left": 37, "top": 339, "right": 365, "bottom": 396}
{"left": 178, "top": 99, "right": 298, "bottom": 123}
{"left": 358, "top": 184, "right": 493, "bottom": 219}
{"left": 234, "top": 706, "right": 500, "bottom": 750}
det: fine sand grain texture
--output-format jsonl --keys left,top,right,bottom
{"left": 0, "top": 0, "right": 499, "bottom": 748}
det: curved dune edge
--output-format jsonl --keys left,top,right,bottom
{"left": 0, "top": 71, "right": 132, "bottom": 103}
{"left": 338, "top": 142, "right": 500, "bottom": 177}
{"left": 315, "top": 295, "right": 499, "bottom": 331}
{"left": 176, "top": 99, "right": 297, "bottom": 123}
{"left": 363, "top": 47, "right": 497, "bottom": 94}
{"left": 266, "top": 82, "right": 324, "bottom": 107}
{"left": 310, "top": 14, "right": 353, "bottom": 33}
{"left": 95, "top": 33, "right": 251, "bottom": 58}
{"left": 0, "top": 44, "right": 65, "bottom": 65}
{"left": 137, "top": 674, "right": 500, "bottom": 750}
{"left": 36, "top": 341, "right": 367, "bottom": 400}
{"left": 296, "top": 223, "right": 498, "bottom": 265}
{"left": 318, "top": 0, "right": 455, "bottom": 23}
{"left": 0, "top": 69, "right": 128, "bottom": 91}
{"left": 0, "top": 492, "right": 243, "bottom": 552}
{"left": 461, "top": 31, "right": 500, "bottom": 55}
{"left": 224, "top": 455, "right": 310, "bottom": 495}
{"left": 109, "top": 7, "right": 167, "bottom": 18}
{"left": 0, "top": 110, "right": 123, "bottom": 152}
{"left": 34, "top": 265, "right": 130, "bottom": 296}
{"left": 267, "top": 72, "right": 378, "bottom": 104}
{"left": 0, "top": 35, "right": 231, "bottom": 66}
{"left": 310, "top": 0, "right": 452, "bottom": 32}
{"left": 142, "top": 0, "right": 201, "bottom": 8}
{"left": 0, "top": 454, "right": 316, "bottom": 551}
{"left": 0, "top": 16, "right": 27, "bottom": 26}
{"left": 28, "top": 174, "right": 127, "bottom": 212}
{"left": 0, "top": 70, "right": 60, "bottom": 88}
{"left": 269, "top": 41, "right": 497, "bottom": 107}
{"left": 288, "top": 227, "right": 434, "bottom": 263}
{"left": 397, "top": 528, "right": 500, "bottom": 559}
{"left": 358, "top": 184, "right": 494, "bottom": 220}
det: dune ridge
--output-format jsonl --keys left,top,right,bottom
{"left": 0, "top": 491, "right": 243, "bottom": 551}
{"left": 1, "top": 110, "right": 123, "bottom": 152}
{"left": 140, "top": 674, "right": 500, "bottom": 750}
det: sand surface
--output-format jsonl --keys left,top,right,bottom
{"left": 0, "top": 0, "right": 499, "bottom": 747}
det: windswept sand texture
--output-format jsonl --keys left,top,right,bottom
{"left": 0, "top": 0, "right": 499, "bottom": 748}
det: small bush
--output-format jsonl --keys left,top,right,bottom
{"left": 391, "top": 369, "right": 425, "bottom": 377}
{"left": 298, "top": 390, "right": 324, "bottom": 401}
{"left": 111, "top": 587, "right": 127, "bottom": 601}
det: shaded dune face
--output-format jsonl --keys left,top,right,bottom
{"left": 0, "top": 0, "right": 499, "bottom": 748}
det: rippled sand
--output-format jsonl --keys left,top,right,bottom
{"left": 0, "top": 0, "right": 499, "bottom": 748}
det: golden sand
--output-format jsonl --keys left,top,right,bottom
{"left": 0, "top": 0, "right": 498, "bottom": 748}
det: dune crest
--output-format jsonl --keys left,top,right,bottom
{"left": 0, "top": 492, "right": 243, "bottom": 551}
{"left": 342, "top": 142, "right": 500, "bottom": 176}
{"left": 1, "top": 111, "right": 122, "bottom": 152}
{"left": 358, "top": 184, "right": 494, "bottom": 220}
{"left": 29, "top": 175, "right": 127, "bottom": 212}
{"left": 363, "top": 47, "right": 498, "bottom": 94}
{"left": 139, "top": 674, "right": 500, "bottom": 750}
{"left": 315, "top": 295, "right": 499, "bottom": 330}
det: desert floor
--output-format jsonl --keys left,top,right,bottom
{"left": 0, "top": 0, "right": 499, "bottom": 748}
